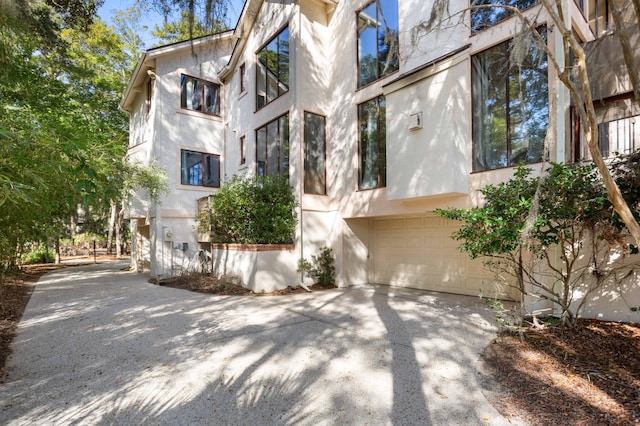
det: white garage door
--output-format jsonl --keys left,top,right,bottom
{"left": 372, "top": 214, "right": 508, "bottom": 298}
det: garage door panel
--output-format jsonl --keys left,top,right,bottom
{"left": 373, "top": 215, "right": 511, "bottom": 298}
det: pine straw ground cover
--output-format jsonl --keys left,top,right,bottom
{"left": 480, "top": 319, "right": 640, "bottom": 425}
{"left": 1, "top": 264, "right": 639, "bottom": 425}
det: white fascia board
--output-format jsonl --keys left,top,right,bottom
{"left": 219, "top": 0, "right": 265, "bottom": 81}
{"left": 120, "top": 30, "right": 236, "bottom": 111}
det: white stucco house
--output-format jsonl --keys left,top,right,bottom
{"left": 120, "top": 0, "right": 640, "bottom": 322}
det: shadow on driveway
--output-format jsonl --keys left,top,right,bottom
{"left": 0, "top": 261, "right": 517, "bottom": 425}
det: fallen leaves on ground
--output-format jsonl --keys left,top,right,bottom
{"left": 480, "top": 319, "right": 640, "bottom": 425}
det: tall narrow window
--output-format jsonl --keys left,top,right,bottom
{"left": 239, "top": 63, "right": 246, "bottom": 93}
{"left": 304, "top": 112, "right": 326, "bottom": 195}
{"left": 358, "top": 96, "right": 386, "bottom": 189}
{"left": 256, "top": 27, "right": 289, "bottom": 109}
{"left": 470, "top": 1, "right": 540, "bottom": 33}
{"left": 471, "top": 28, "right": 548, "bottom": 171}
{"left": 240, "top": 135, "right": 246, "bottom": 164}
{"left": 180, "top": 150, "right": 220, "bottom": 187}
{"left": 146, "top": 77, "right": 154, "bottom": 115}
{"left": 255, "top": 114, "right": 289, "bottom": 178}
{"left": 180, "top": 74, "right": 221, "bottom": 115}
{"left": 357, "top": 0, "right": 399, "bottom": 88}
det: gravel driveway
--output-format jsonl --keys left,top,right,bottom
{"left": 0, "top": 261, "right": 516, "bottom": 425}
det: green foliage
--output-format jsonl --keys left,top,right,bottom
{"left": 21, "top": 245, "right": 56, "bottom": 265}
{"left": 124, "top": 161, "right": 170, "bottom": 205}
{"left": 204, "top": 175, "right": 297, "bottom": 245}
{"left": 438, "top": 167, "right": 538, "bottom": 259}
{"left": 437, "top": 164, "right": 618, "bottom": 259}
{"left": 437, "top": 163, "right": 637, "bottom": 327}
{"left": 298, "top": 247, "right": 336, "bottom": 287}
{"left": 151, "top": 11, "right": 227, "bottom": 45}
{"left": 0, "top": 12, "right": 133, "bottom": 270}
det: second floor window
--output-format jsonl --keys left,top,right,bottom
{"left": 470, "top": 1, "right": 540, "bottom": 34}
{"left": 256, "top": 26, "right": 289, "bottom": 109}
{"left": 256, "top": 114, "right": 290, "bottom": 178}
{"left": 304, "top": 112, "right": 327, "bottom": 195}
{"left": 181, "top": 150, "right": 220, "bottom": 187}
{"left": 357, "top": 0, "right": 399, "bottom": 88}
{"left": 359, "top": 95, "right": 386, "bottom": 189}
{"left": 239, "top": 63, "right": 246, "bottom": 93}
{"left": 180, "top": 74, "right": 221, "bottom": 115}
{"left": 471, "top": 28, "right": 548, "bottom": 172}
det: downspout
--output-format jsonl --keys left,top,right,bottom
{"left": 295, "top": 0, "right": 311, "bottom": 292}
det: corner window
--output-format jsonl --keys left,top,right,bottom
{"left": 471, "top": 28, "right": 548, "bottom": 172}
{"left": 256, "top": 27, "right": 289, "bottom": 109}
{"left": 358, "top": 96, "right": 386, "bottom": 189}
{"left": 470, "top": 0, "right": 540, "bottom": 33}
{"left": 180, "top": 74, "right": 221, "bottom": 115}
{"left": 180, "top": 150, "right": 220, "bottom": 187}
{"left": 304, "top": 112, "right": 326, "bottom": 195}
{"left": 357, "top": 0, "right": 399, "bottom": 88}
{"left": 256, "top": 114, "right": 289, "bottom": 178}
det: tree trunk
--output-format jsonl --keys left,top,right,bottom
{"left": 115, "top": 205, "right": 123, "bottom": 258}
{"left": 70, "top": 215, "right": 77, "bottom": 256}
{"left": 540, "top": 0, "right": 640, "bottom": 247}
{"left": 55, "top": 238, "right": 61, "bottom": 264}
{"left": 107, "top": 200, "right": 117, "bottom": 255}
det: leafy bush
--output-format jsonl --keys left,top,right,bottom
{"left": 437, "top": 163, "right": 638, "bottom": 327}
{"left": 298, "top": 247, "right": 336, "bottom": 287}
{"left": 21, "top": 245, "right": 56, "bottom": 264}
{"left": 203, "top": 175, "right": 297, "bottom": 244}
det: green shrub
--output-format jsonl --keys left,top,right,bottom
{"left": 298, "top": 247, "right": 336, "bottom": 287}
{"left": 205, "top": 175, "right": 297, "bottom": 244}
{"left": 22, "top": 245, "right": 56, "bottom": 264}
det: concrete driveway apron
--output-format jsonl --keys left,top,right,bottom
{"left": 0, "top": 261, "right": 519, "bottom": 425}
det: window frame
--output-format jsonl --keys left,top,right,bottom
{"left": 303, "top": 111, "right": 327, "bottom": 195}
{"left": 469, "top": 0, "right": 541, "bottom": 34}
{"left": 239, "top": 135, "right": 246, "bottom": 165}
{"left": 146, "top": 77, "right": 154, "bottom": 115}
{"left": 255, "top": 113, "right": 290, "bottom": 178}
{"left": 180, "top": 74, "right": 221, "bottom": 116}
{"left": 239, "top": 63, "right": 246, "bottom": 94}
{"left": 471, "top": 27, "right": 549, "bottom": 172}
{"left": 180, "top": 149, "right": 221, "bottom": 188}
{"left": 255, "top": 25, "right": 290, "bottom": 110}
{"left": 356, "top": 0, "right": 400, "bottom": 89}
{"left": 358, "top": 95, "right": 387, "bottom": 190}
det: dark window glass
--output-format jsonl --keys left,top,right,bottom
{"left": 255, "top": 114, "right": 290, "bottom": 179}
{"left": 470, "top": 0, "right": 540, "bottom": 33}
{"left": 304, "top": 112, "right": 326, "bottom": 195}
{"left": 358, "top": 96, "right": 386, "bottom": 189}
{"left": 471, "top": 27, "right": 548, "bottom": 171}
{"left": 181, "top": 150, "right": 220, "bottom": 187}
{"left": 256, "top": 27, "right": 289, "bottom": 109}
{"left": 239, "top": 63, "right": 246, "bottom": 93}
{"left": 357, "top": 0, "right": 399, "bottom": 88}
{"left": 598, "top": 116, "right": 640, "bottom": 158}
{"left": 146, "top": 78, "right": 153, "bottom": 114}
{"left": 240, "top": 135, "right": 246, "bottom": 164}
{"left": 180, "top": 74, "right": 221, "bottom": 115}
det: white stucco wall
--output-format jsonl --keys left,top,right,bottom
{"left": 385, "top": 52, "right": 469, "bottom": 200}
{"left": 211, "top": 246, "right": 299, "bottom": 293}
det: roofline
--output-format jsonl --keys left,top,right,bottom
{"left": 219, "top": 0, "right": 265, "bottom": 81}
{"left": 119, "top": 29, "right": 236, "bottom": 111}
